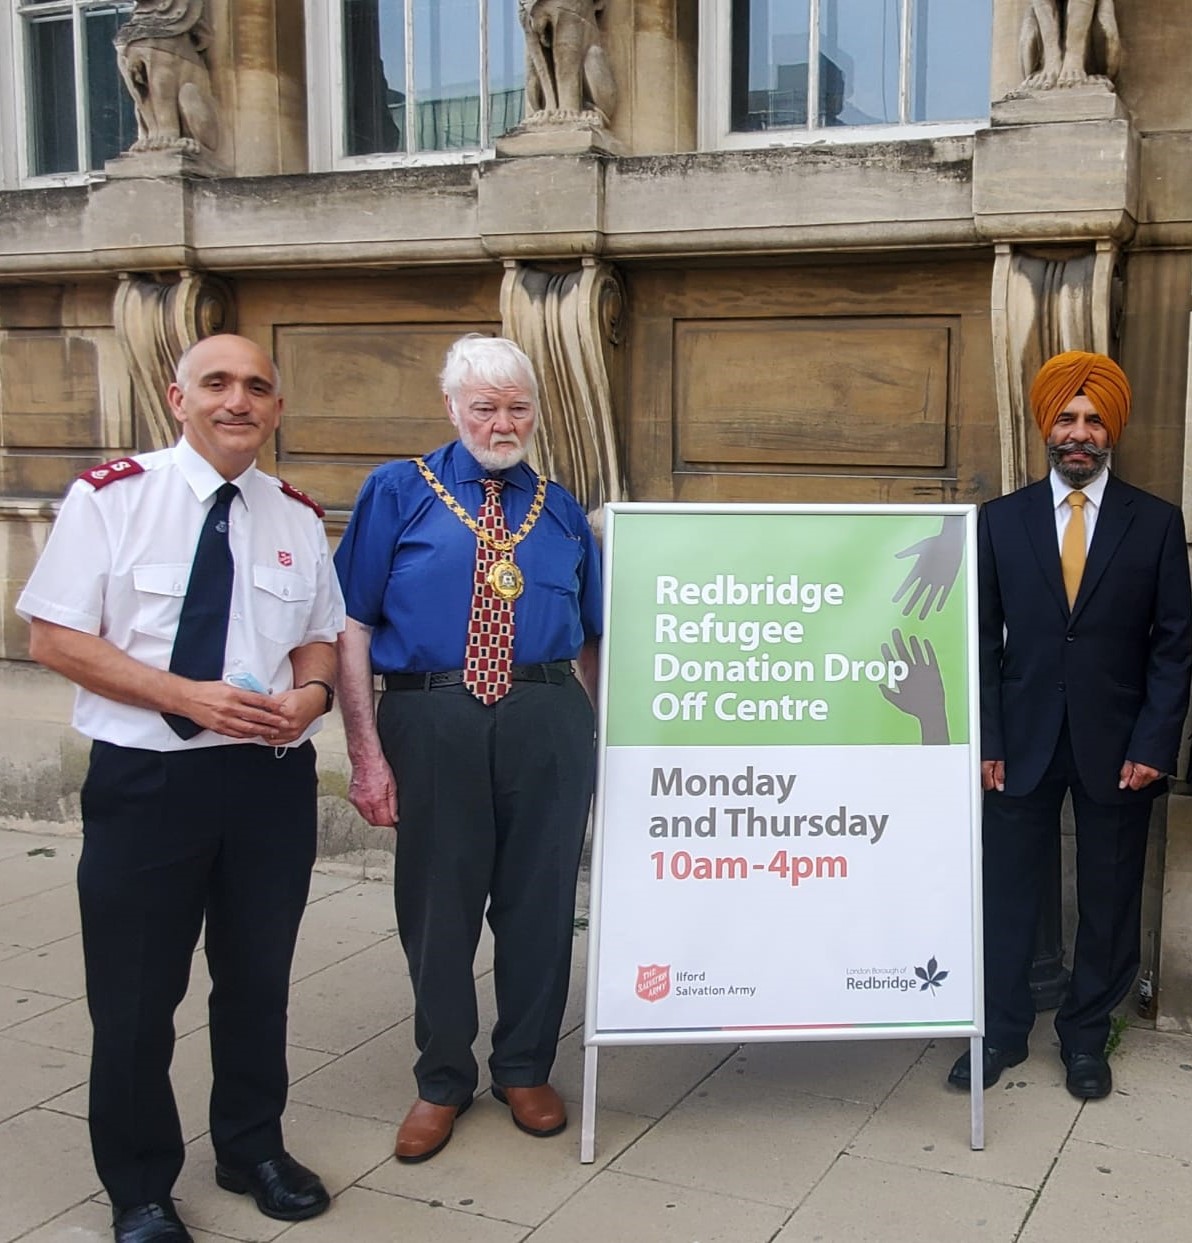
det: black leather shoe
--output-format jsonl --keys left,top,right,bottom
{"left": 214, "top": 1153, "right": 330, "bottom": 1222}
{"left": 947, "top": 1044, "right": 1029, "bottom": 1089}
{"left": 1063, "top": 1050, "right": 1112, "bottom": 1099}
{"left": 112, "top": 1201, "right": 192, "bottom": 1242}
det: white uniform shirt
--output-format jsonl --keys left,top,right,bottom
{"left": 17, "top": 439, "right": 346, "bottom": 751}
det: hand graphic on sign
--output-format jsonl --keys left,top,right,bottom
{"left": 880, "top": 628, "right": 949, "bottom": 745}
{"left": 892, "top": 517, "right": 965, "bottom": 620}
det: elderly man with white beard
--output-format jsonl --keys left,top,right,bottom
{"left": 334, "top": 334, "right": 601, "bottom": 1163}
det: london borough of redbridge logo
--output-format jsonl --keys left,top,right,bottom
{"left": 636, "top": 964, "right": 670, "bottom": 1002}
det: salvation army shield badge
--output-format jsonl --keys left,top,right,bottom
{"left": 636, "top": 964, "right": 670, "bottom": 1002}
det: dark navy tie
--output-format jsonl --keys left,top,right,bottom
{"left": 163, "top": 481, "right": 239, "bottom": 739}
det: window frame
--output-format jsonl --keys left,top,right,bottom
{"left": 697, "top": 0, "right": 991, "bottom": 152}
{"left": 307, "top": 0, "right": 519, "bottom": 172}
{"left": 4, "top": 0, "right": 134, "bottom": 188}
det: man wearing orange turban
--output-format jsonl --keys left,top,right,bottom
{"left": 949, "top": 351, "right": 1192, "bottom": 1101}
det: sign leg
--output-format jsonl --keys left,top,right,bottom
{"left": 970, "top": 1035, "right": 985, "bottom": 1150}
{"left": 580, "top": 1044, "right": 599, "bottom": 1163}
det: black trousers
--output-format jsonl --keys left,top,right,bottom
{"left": 982, "top": 724, "right": 1152, "bottom": 1056}
{"left": 77, "top": 740, "right": 317, "bottom": 1209}
{"left": 377, "top": 675, "right": 595, "bottom": 1105}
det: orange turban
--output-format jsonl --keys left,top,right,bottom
{"left": 1029, "top": 351, "right": 1132, "bottom": 444}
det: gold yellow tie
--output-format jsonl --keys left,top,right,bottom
{"left": 1061, "top": 491, "right": 1087, "bottom": 608}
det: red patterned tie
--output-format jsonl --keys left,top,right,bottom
{"left": 463, "top": 478, "right": 515, "bottom": 704}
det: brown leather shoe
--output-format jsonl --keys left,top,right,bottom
{"left": 394, "top": 1097, "right": 472, "bottom": 1163}
{"left": 491, "top": 1083, "right": 567, "bottom": 1137}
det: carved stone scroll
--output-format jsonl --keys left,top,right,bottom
{"left": 501, "top": 258, "right": 626, "bottom": 518}
{"left": 991, "top": 241, "right": 1120, "bottom": 492}
{"left": 113, "top": 271, "right": 236, "bottom": 450}
{"left": 114, "top": 0, "right": 219, "bottom": 155}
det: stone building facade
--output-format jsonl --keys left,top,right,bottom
{"left": 3, "top": 0, "right": 1192, "bottom": 1024}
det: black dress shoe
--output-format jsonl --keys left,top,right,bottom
{"left": 1063, "top": 1050, "right": 1113, "bottom": 1099}
{"left": 947, "top": 1044, "right": 1029, "bottom": 1089}
{"left": 214, "top": 1153, "right": 330, "bottom": 1221}
{"left": 112, "top": 1201, "right": 192, "bottom": 1242}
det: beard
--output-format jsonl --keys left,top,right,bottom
{"left": 456, "top": 419, "right": 534, "bottom": 472}
{"left": 1048, "top": 439, "right": 1110, "bottom": 487}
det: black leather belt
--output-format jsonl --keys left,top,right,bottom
{"left": 383, "top": 660, "right": 572, "bottom": 691}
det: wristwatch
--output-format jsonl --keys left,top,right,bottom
{"left": 299, "top": 679, "right": 335, "bottom": 714}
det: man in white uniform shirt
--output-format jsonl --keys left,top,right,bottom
{"left": 17, "top": 335, "right": 344, "bottom": 1242}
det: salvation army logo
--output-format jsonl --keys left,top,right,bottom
{"left": 636, "top": 964, "right": 670, "bottom": 1002}
{"left": 915, "top": 955, "right": 949, "bottom": 993}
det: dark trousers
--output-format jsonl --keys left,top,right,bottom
{"left": 77, "top": 740, "right": 317, "bottom": 1209}
{"left": 377, "top": 675, "right": 595, "bottom": 1105}
{"left": 982, "top": 724, "right": 1151, "bottom": 1056}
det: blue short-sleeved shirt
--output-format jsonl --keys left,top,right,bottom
{"left": 334, "top": 441, "right": 603, "bottom": 672}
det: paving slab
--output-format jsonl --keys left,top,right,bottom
{"left": 0, "top": 884, "right": 80, "bottom": 949}
{"left": 1019, "top": 1138, "right": 1192, "bottom": 1243}
{"left": 287, "top": 938, "right": 412, "bottom": 1055}
{"left": 725, "top": 1035, "right": 929, "bottom": 1105}
{"left": 525, "top": 1169, "right": 789, "bottom": 1243}
{"left": 1071, "top": 1028, "right": 1192, "bottom": 1163}
{"left": 274, "top": 1186, "right": 527, "bottom": 1242}
{"left": 0, "top": 1033, "right": 89, "bottom": 1123}
{"left": 7, "top": 860, "right": 1192, "bottom": 1243}
{"left": 0, "top": 932, "right": 86, "bottom": 998}
{"left": 773, "top": 1151, "right": 1034, "bottom": 1242}
{"left": 0, "top": 1107, "right": 100, "bottom": 1243}
{"left": 0, "top": 837, "right": 81, "bottom": 903}
{"left": 610, "top": 1071, "right": 872, "bottom": 1208}
{"left": 0, "top": 982, "right": 69, "bottom": 1032}
{"left": 288, "top": 1019, "right": 419, "bottom": 1125}
{"left": 848, "top": 1036, "right": 1081, "bottom": 1188}
{"left": 288, "top": 883, "right": 398, "bottom": 983}
{"left": 552, "top": 1028, "right": 734, "bottom": 1116}
{"left": 361, "top": 1099, "right": 651, "bottom": 1228}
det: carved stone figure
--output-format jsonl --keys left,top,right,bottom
{"left": 1019, "top": 0, "right": 1121, "bottom": 90}
{"left": 519, "top": 0, "right": 617, "bottom": 126}
{"left": 114, "top": 0, "right": 219, "bottom": 154}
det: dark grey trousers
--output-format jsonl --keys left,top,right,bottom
{"left": 377, "top": 675, "right": 595, "bottom": 1104}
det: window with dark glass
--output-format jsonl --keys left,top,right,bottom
{"left": 343, "top": 0, "right": 524, "bottom": 156}
{"left": 730, "top": 0, "right": 991, "bottom": 133}
{"left": 19, "top": 1, "right": 136, "bottom": 177}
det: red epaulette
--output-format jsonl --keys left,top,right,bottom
{"left": 78, "top": 458, "right": 144, "bottom": 489}
{"left": 280, "top": 479, "right": 325, "bottom": 518}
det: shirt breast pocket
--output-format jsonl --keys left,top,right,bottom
{"left": 252, "top": 565, "right": 314, "bottom": 646}
{"left": 131, "top": 563, "right": 190, "bottom": 639}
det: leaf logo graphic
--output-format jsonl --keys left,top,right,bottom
{"left": 915, "top": 956, "right": 949, "bottom": 993}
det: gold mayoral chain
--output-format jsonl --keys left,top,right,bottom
{"left": 414, "top": 457, "right": 547, "bottom": 602}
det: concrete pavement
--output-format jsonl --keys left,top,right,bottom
{"left": 2, "top": 822, "right": 1191, "bottom": 1243}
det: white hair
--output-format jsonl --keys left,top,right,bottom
{"left": 439, "top": 334, "right": 539, "bottom": 412}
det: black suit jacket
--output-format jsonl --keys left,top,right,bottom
{"left": 978, "top": 472, "right": 1192, "bottom": 804}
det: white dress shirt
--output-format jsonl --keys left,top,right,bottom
{"left": 1049, "top": 466, "right": 1109, "bottom": 554}
{"left": 17, "top": 439, "right": 346, "bottom": 751}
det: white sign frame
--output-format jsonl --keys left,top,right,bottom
{"left": 581, "top": 502, "right": 985, "bottom": 1160}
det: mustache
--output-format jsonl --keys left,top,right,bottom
{"left": 1051, "top": 440, "right": 1110, "bottom": 463}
